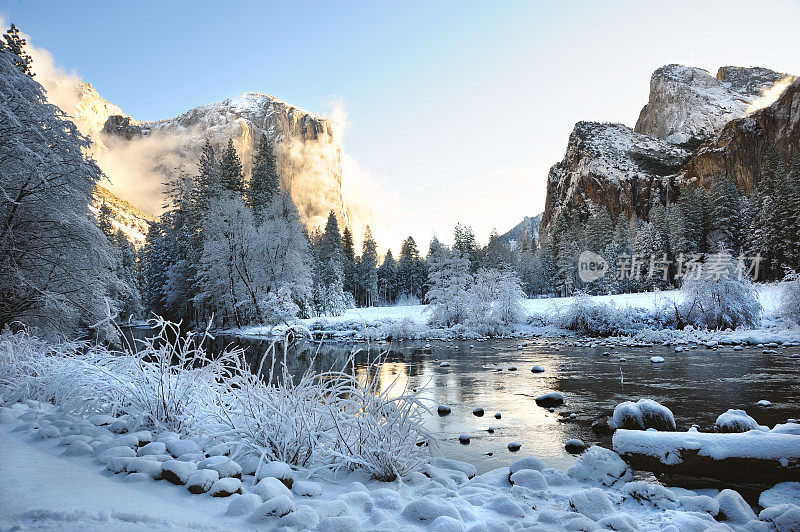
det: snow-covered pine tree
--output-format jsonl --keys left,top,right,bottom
{"left": 341, "top": 226, "right": 357, "bottom": 300}
{"left": 312, "top": 211, "right": 349, "bottom": 315}
{"left": 246, "top": 135, "right": 279, "bottom": 216}
{"left": 377, "top": 249, "right": 398, "bottom": 305}
{"left": 709, "top": 176, "right": 745, "bottom": 255}
{"left": 482, "top": 229, "right": 514, "bottom": 270}
{"left": 453, "top": 222, "right": 479, "bottom": 270}
{"left": 218, "top": 139, "right": 244, "bottom": 194}
{"left": 194, "top": 140, "right": 221, "bottom": 213}
{"left": 356, "top": 226, "right": 379, "bottom": 307}
{"left": 397, "top": 236, "right": 426, "bottom": 303}
{"left": 0, "top": 24, "right": 33, "bottom": 77}
{"left": 98, "top": 201, "right": 114, "bottom": 239}
{"left": 0, "top": 45, "right": 122, "bottom": 339}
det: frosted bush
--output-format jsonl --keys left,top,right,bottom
{"left": 778, "top": 272, "right": 800, "bottom": 325}
{"left": 326, "top": 353, "right": 434, "bottom": 481}
{"left": 677, "top": 252, "right": 762, "bottom": 329}
{"left": 556, "top": 292, "right": 663, "bottom": 336}
{"left": 260, "top": 287, "right": 301, "bottom": 326}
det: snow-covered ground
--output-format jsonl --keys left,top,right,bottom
{"left": 232, "top": 284, "right": 799, "bottom": 345}
{"left": 3, "top": 400, "right": 799, "bottom": 531}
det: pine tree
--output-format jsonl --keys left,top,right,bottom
{"left": 453, "top": 223, "right": 479, "bottom": 270}
{"left": 195, "top": 140, "right": 221, "bottom": 213}
{"left": 1, "top": 24, "right": 33, "bottom": 77}
{"left": 377, "top": 249, "right": 398, "bottom": 304}
{"left": 341, "top": 226, "right": 356, "bottom": 298}
{"left": 219, "top": 139, "right": 244, "bottom": 193}
{"left": 98, "top": 201, "right": 114, "bottom": 239}
{"left": 246, "top": 135, "right": 279, "bottom": 215}
{"left": 397, "top": 236, "right": 426, "bottom": 301}
{"left": 312, "top": 211, "right": 348, "bottom": 315}
{"left": 709, "top": 177, "right": 744, "bottom": 254}
{"left": 356, "top": 226, "right": 379, "bottom": 306}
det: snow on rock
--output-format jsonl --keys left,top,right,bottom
{"left": 250, "top": 495, "right": 295, "bottom": 519}
{"left": 437, "top": 405, "right": 452, "bottom": 416}
{"left": 226, "top": 493, "right": 262, "bottom": 515}
{"left": 125, "top": 456, "right": 163, "bottom": 478}
{"left": 612, "top": 399, "right": 676, "bottom": 431}
{"left": 197, "top": 455, "right": 242, "bottom": 479}
{"left": 759, "top": 504, "right": 800, "bottom": 530}
{"left": 650, "top": 356, "right": 665, "bottom": 364}
{"left": 401, "top": 498, "right": 462, "bottom": 523}
{"left": 596, "top": 513, "right": 639, "bottom": 531}
{"left": 185, "top": 469, "right": 220, "bottom": 494}
{"left": 569, "top": 488, "right": 615, "bottom": 521}
{"left": 507, "top": 442, "right": 521, "bottom": 452}
{"left": 339, "top": 491, "right": 373, "bottom": 514}
{"left": 159, "top": 459, "right": 197, "bottom": 485}
{"left": 678, "top": 495, "right": 720, "bottom": 516}
{"left": 432, "top": 457, "right": 477, "bottom": 480}
{"left": 137, "top": 441, "right": 167, "bottom": 456}
{"left": 759, "top": 482, "right": 800, "bottom": 509}
{"left": 716, "top": 489, "right": 757, "bottom": 523}
{"left": 509, "top": 456, "right": 547, "bottom": 474}
{"left": 771, "top": 423, "right": 800, "bottom": 435}
{"left": 255, "top": 460, "right": 294, "bottom": 488}
{"left": 106, "top": 456, "right": 134, "bottom": 474}
{"left": 564, "top": 439, "right": 587, "bottom": 454}
{"left": 567, "top": 446, "right": 632, "bottom": 487}
{"left": 715, "top": 409, "right": 766, "bottom": 433}
{"left": 89, "top": 414, "right": 115, "bottom": 427}
{"left": 292, "top": 480, "right": 323, "bottom": 497}
{"left": 509, "top": 469, "right": 548, "bottom": 491}
{"left": 97, "top": 445, "right": 136, "bottom": 464}
{"left": 534, "top": 391, "right": 564, "bottom": 407}
{"left": 209, "top": 477, "right": 242, "bottom": 497}
{"left": 63, "top": 440, "right": 94, "bottom": 456}
{"left": 251, "top": 476, "right": 293, "bottom": 501}
{"left": 622, "top": 481, "right": 678, "bottom": 510}
{"left": 164, "top": 438, "right": 200, "bottom": 457}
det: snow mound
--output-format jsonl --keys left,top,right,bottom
{"left": 185, "top": 469, "right": 219, "bottom": 494}
{"left": 569, "top": 488, "right": 615, "bottom": 521}
{"left": 197, "top": 456, "right": 242, "bottom": 479}
{"left": 612, "top": 399, "right": 676, "bottom": 431}
{"left": 622, "top": 481, "right": 678, "bottom": 510}
{"left": 483, "top": 494, "right": 527, "bottom": 518}
{"left": 759, "top": 504, "right": 800, "bottom": 530}
{"left": 715, "top": 409, "right": 766, "bottom": 433}
{"left": 136, "top": 441, "right": 166, "bottom": 456}
{"left": 165, "top": 438, "right": 200, "bottom": 457}
{"left": 567, "top": 446, "right": 632, "bottom": 487}
{"left": 716, "top": 489, "right": 757, "bottom": 523}
{"left": 509, "top": 469, "right": 548, "bottom": 491}
{"left": 292, "top": 480, "right": 322, "bottom": 497}
{"left": 678, "top": 495, "right": 719, "bottom": 516}
{"left": 226, "top": 493, "right": 262, "bottom": 515}
{"left": 760, "top": 482, "right": 800, "bottom": 509}
{"left": 251, "top": 476, "right": 292, "bottom": 501}
{"left": 210, "top": 477, "right": 242, "bottom": 497}
{"left": 509, "top": 456, "right": 547, "bottom": 474}
{"left": 250, "top": 495, "right": 295, "bottom": 519}
{"left": 401, "top": 499, "right": 461, "bottom": 523}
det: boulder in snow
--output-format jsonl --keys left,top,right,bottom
{"left": 256, "top": 461, "right": 294, "bottom": 489}
{"left": 569, "top": 488, "right": 615, "bottom": 521}
{"left": 226, "top": 493, "right": 262, "bottom": 515}
{"left": 509, "top": 469, "right": 548, "bottom": 491}
{"left": 716, "top": 488, "right": 757, "bottom": 523}
{"left": 159, "top": 459, "right": 197, "bottom": 485}
{"left": 401, "top": 498, "right": 461, "bottom": 523}
{"left": 715, "top": 409, "right": 765, "bottom": 433}
{"left": 759, "top": 482, "right": 800, "bottom": 509}
{"left": 251, "top": 476, "right": 292, "bottom": 501}
{"left": 567, "top": 446, "right": 632, "bottom": 487}
{"left": 186, "top": 469, "right": 220, "bottom": 494}
{"left": 210, "top": 477, "right": 242, "bottom": 497}
{"left": 250, "top": 496, "right": 295, "bottom": 519}
{"left": 612, "top": 399, "right": 676, "bottom": 431}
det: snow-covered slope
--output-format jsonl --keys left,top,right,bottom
{"left": 540, "top": 122, "right": 691, "bottom": 230}
{"left": 90, "top": 185, "right": 156, "bottom": 247}
{"left": 634, "top": 64, "right": 794, "bottom": 146}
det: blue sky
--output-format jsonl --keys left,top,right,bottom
{"left": 3, "top": 0, "right": 800, "bottom": 251}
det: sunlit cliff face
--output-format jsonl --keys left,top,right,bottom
{"left": 746, "top": 75, "right": 797, "bottom": 114}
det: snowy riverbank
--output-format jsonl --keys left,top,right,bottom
{"left": 229, "top": 284, "right": 800, "bottom": 345}
{"left": 3, "top": 400, "right": 799, "bottom": 531}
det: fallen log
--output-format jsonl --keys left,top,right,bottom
{"left": 612, "top": 429, "right": 800, "bottom": 484}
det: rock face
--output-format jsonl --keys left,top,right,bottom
{"left": 634, "top": 64, "right": 792, "bottom": 146}
{"left": 540, "top": 122, "right": 691, "bottom": 230}
{"left": 90, "top": 185, "right": 156, "bottom": 247}
{"left": 100, "top": 92, "right": 346, "bottom": 230}
{"left": 679, "top": 77, "right": 800, "bottom": 193}
{"left": 541, "top": 64, "right": 797, "bottom": 234}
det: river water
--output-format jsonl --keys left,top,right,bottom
{"left": 214, "top": 335, "right": 800, "bottom": 476}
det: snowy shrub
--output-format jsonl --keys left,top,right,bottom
{"left": 426, "top": 249, "right": 473, "bottom": 327}
{"left": 677, "top": 252, "right": 762, "bottom": 329}
{"left": 778, "top": 272, "right": 800, "bottom": 325}
{"left": 470, "top": 268, "right": 526, "bottom": 328}
{"left": 326, "top": 353, "right": 435, "bottom": 481}
{"left": 556, "top": 293, "right": 664, "bottom": 336}
{"left": 395, "top": 293, "right": 421, "bottom": 306}
{"left": 260, "top": 287, "right": 301, "bottom": 326}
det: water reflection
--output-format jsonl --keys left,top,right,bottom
{"left": 213, "top": 335, "right": 800, "bottom": 475}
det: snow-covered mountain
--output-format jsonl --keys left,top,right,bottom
{"left": 65, "top": 83, "right": 345, "bottom": 233}
{"left": 499, "top": 214, "right": 541, "bottom": 249}
{"left": 634, "top": 64, "right": 794, "bottom": 146}
{"left": 540, "top": 64, "right": 797, "bottom": 234}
